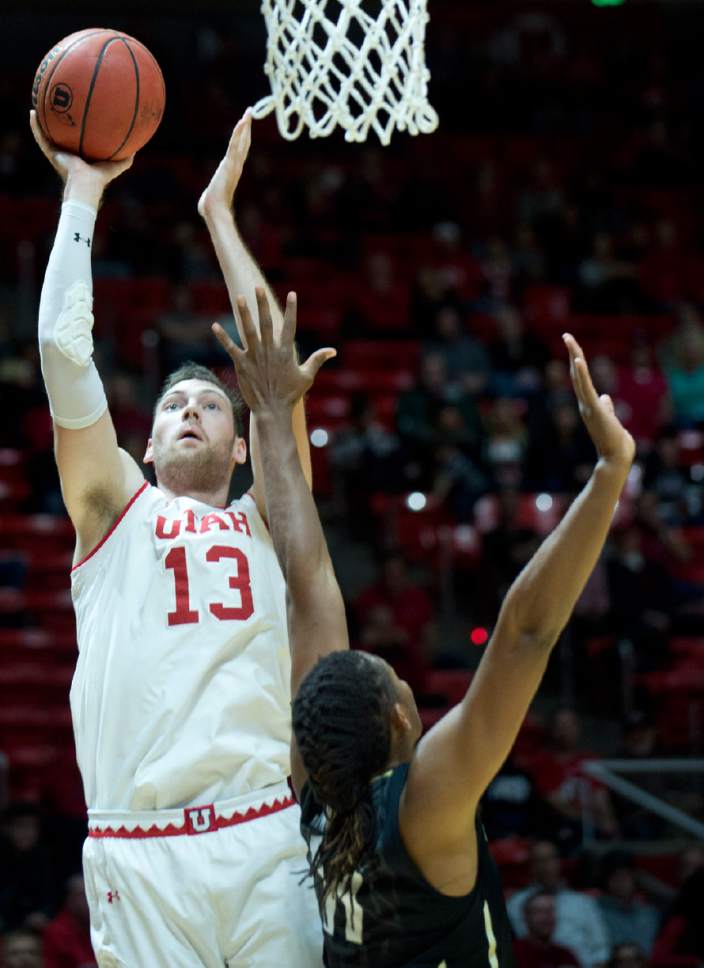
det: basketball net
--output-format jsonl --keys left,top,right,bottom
{"left": 251, "top": 0, "right": 439, "bottom": 144}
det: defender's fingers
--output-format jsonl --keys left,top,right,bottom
{"left": 212, "top": 322, "right": 244, "bottom": 361}
{"left": 280, "top": 291, "right": 298, "bottom": 349}
{"left": 235, "top": 296, "right": 258, "bottom": 352}
{"left": 301, "top": 347, "right": 337, "bottom": 382}
{"left": 254, "top": 288, "right": 275, "bottom": 349}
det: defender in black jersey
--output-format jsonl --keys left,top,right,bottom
{"left": 224, "top": 290, "right": 635, "bottom": 968}
{"left": 300, "top": 764, "right": 513, "bottom": 967}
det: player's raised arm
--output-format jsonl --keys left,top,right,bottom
{"left": 402, "top": 335, "right": 635, "bottom": 849}
{"left": 198, "top": 112, "right": 313, "bottom": 521}
{"left": 213, "top": 289, "right": 344, "bottom": 796}
{"left": 31, "top": 112, "right": 144, "bottom": 562}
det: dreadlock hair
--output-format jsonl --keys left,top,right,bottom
{"left": 154, "top": 362, "right": 245, "bottom": 436}
{"left": 292, "top": 650, "right": 398, "bottom": 906}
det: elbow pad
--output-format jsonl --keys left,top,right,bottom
{"left": 38, "top": 200, "right": 108, "bottom": 430}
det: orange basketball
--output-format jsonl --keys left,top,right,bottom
{"left": 32, "top": 28, "right": 166, "bottom": 162}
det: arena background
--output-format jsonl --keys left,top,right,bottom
{"left": 1, "top": 2, "right": 704, "bottom": 965}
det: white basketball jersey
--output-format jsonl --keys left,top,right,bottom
{"left": 70, "top": 483, "right": 292, "bottom": 811}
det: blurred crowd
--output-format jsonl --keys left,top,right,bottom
{"left": 2, "top": 2, "right": 704, "bottom": 965}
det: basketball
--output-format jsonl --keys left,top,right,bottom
{"left": 32, "top": 28, "right": 165, "bottom": 162}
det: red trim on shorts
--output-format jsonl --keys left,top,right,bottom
{"left": 71, "top": 482, "right": 149, "bottom": 573}
{"left": 88, "top": 791, "right": 295, "bottom": 839}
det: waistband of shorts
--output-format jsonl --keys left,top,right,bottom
{"left": 87, "top": 779, "right": 295, "bottom": 839}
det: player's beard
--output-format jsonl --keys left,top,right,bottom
{"left": 154, "top": 434, "right": 235, "bottom": 496}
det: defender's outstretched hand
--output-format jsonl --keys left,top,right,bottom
{"left": 198, "top": 110, "right": 252, "bottom": 219}
{"left": 30, "top": 110, "right": 133, "bottom": 192}
{"left": 563, "top": 333, "right": 635, "bottom": 467}
{"left": 213, "top": 288, "right": 336, "bottom": 414}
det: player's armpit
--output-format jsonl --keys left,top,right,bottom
{"left": 55, "top": 413, "right": 145, "bottom": 561}
{"left": 401, "top": 618, "right": 552, "bottom": 850}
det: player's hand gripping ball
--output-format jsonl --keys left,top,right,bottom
{"left": 32, "top": 28, "right": 165, "bottom": 161}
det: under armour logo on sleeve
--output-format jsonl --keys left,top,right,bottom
{"left": 73, "top": 232, "right": 91, "bottom": 247}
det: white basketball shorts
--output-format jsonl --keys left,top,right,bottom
{"left": 83, "top": 780, "right": 322, "bottom": 967}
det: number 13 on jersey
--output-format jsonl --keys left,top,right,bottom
{"left": 164, "top": 544, "right": 254, "bottom": 626}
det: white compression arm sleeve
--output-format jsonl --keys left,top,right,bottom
{"left": 38, "top": 200, "right": 108, "bottom": 430}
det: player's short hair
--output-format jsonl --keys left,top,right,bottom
{"left": 292, "top": 650, "right": 397, "bottom": 905}
{"left": 155, "top": 362, "right": 245, "bottom": 436}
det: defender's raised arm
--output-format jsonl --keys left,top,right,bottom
{"left": 402, "top": 334, "right": 635, "bottom": 857}
{"left": 214, "top": 289, "right": 344, "bottom": 796}
{"left": 31, "top": 111, "right": 144, "bottom": 562}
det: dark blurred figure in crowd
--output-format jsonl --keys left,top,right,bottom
{"left": 615, "top": 711, "right": 666, "bottom": 840}
{"left": 513, "top": 892, "right": 580, "bottom": 968}
{"left": 652, "top": 868, "right": 704, "bottom": 967}
{"left": 597, "top": 851, "right": 660, "bottom": 957}
{"left": 529, "top": 707, "right": 619, "bottom": 846}
{"left": 488, "top": 304, "right": 550, "bottom": 397}
{"left": 642, "top": 428, "right": 694, "bottom": 527}
{"left": 508, "top": 840, "right": 611, "bottom": 968}
{"left": 40, "top": 750, "right": 87, "bottom": 889}
{"left": 1, "top": 929, "right": 43, "bottom": 968}
{"left": 396, "top": 352, "right": 484, "bottom": 480}
{"left": 523, "top": 398, "right": 594, "bottom": 492}
{"left": 424, "top": 305, "right": 491, "bottom": 394}
{"left": 482, "top": 749, "right": 543, "bottom": 841}
{"left": 608, "top": 943, "right": 646, "bottom": 968}
{"left": 329, "top": 392, "right": 403, "bottom": 520}
{"left": 355, "top": 552, "right": 433, "bottom": 688}
{"left": 43, "top": 875, "right": 95, "bottom": 968}
{"left": 476, "top": 487, "right": 541, "bottom": 619}
{"left": 0, "top": 804, "right": 56, "bottom": 934}
{"left": 606, "top": 525, "right": 677, "bottom": 671}
{"left": 662, "top": 316, "right": 704, "bottom": 427}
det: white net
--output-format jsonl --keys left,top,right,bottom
{"left": 251, "top": 0, "right": 439, "bottom": 145}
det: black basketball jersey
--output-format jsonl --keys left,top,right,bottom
{"left": 299, "top": 762, "right": 515, "bottom": 968}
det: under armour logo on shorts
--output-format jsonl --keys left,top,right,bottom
{"left": 73, "top": 232, "right": 91, "bottom": 247}
{"left": 106, "top": 889, "right": 120, "bottom": 904}
{"left": 185, "top": 804, "right": 216, "bottom": 835}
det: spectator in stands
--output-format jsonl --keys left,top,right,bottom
{"left": 508, "top": 839, "right": 611, "bottom": 968}
{"left": 662, "top": 316, "right": 704, "bottom": 426}
{"left": 329, "top": 392, "right": 403, "bottom": 522}
{"left": 487, "top": 304, "right": 550, "bottom": 396}
{"left": 482, "top": 396, "right": 529, "bottom": 488}
{"left": 43, "top": 875, "right": 95, "bottom": 968}
{"left": 482, "top": 749, "right": 543, "bottom": 841}
{"left": 425, "top": 306, "right": 491, "bottom": 394}
{"left": 477, "top": 487, "right": 541, "bottom": 618}
{"left": 0, "top": 754, "right": 7, "bottom": 813}
{"left": 156, "top": 283, "right": 218, "bottom": 371}
{"left": 597, "top": 850, "right": 660, "bottom": 956}
{"left": 357, "top": 603, "right": 425, "bottom": 693}
{"left": 577, "top": 232, "right": 641, "bottom": 313}
{"left": 396, "top": 352, "right": 483, "bottom": 475}
{"left": 481, "top": 235, "right": 516, "bottom": 306}
{"left": 513, "top": 892, "right": 580, "bottom": 968}
{"left": 355, "top": 553, "right": 434, "bottom": 672}
{"left": 606, "top": 525, "right": 675, "bottom": 671}
{"left": 1, "top": 929, "right": 43, "bottom": 968}
{"left": 433, "top": 431, "right": 492, "bottom": 521}
{"left": 616, "top": 711, "right": 666, "bottom": 840}
{"left": 608, "top": 943, "right": 646, "bottom": 968}
{"left": 651, "top": 868, "right": 704, "bottom": 967}
{"left": 528, "top": 707, "right": 619, "bottom": 845}
{"left": 642, "top": 428, "right": 693, "bottom": 527}
{"left": 0, "top": 803, "right": 56, "bottom": 933}
{"left": 523, "top": 399, "right": 594, "bottom": 492}
{"left": 614, "top": 342, "right": 670, "bottom": 451}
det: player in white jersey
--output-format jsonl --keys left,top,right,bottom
{"left": 30, "top": 108, "right": 329, "bottom": 966}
